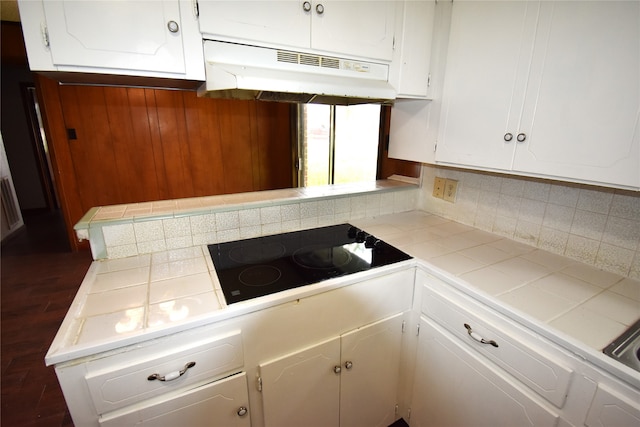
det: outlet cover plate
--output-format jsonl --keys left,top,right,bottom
{"left": 444, "top": 179, "right": 458, "bottom": 202}
{"left": 433, "top": 177, "right": 445, "bottom": 199}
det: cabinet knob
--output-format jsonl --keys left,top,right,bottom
{"left": 237, "top": 406, "right": 248, "bottom": 417}
{"left": 303, "top": 1, "right": 311, "bottom": 12}
{"left": 516, "top": 133, "right": 527, "bottom": 142}
{"left": 333, "top": 365, "right": 342, "bottom": 374}
{"left": 344, "top": 361, "right": 353, "bottom": 370}
{"left": 167, "top": 20, "right": 179, "bottom": 33}
{"left": 503, "top": 133, "right": 513, "bottom": 142}
{"left": 316, "top": 3, "right": 325, "bottom": 14}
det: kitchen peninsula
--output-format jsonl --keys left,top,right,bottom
{"left": 47, "top": 180, "right": 639, "bottom": 427}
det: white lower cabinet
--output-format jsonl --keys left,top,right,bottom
{"left": 51, "top": 265, "right": 640, "bottom": 427}
{"left": 99, "top": 372, "right": 251, "bottom": 427}
{"left": 585, "top": 383, "right": 640, "bottom": 427}
{"left": 410, "top": 316, "right": 560, "bottom": 427}
{"left": 408, "top": 269, "right": 640, "bottom": 427}
{"left": 56, "top": 327, "right": 247, "bottom": 426}
{"left": 259, "top": 313, "right": 404, "bottom": 427}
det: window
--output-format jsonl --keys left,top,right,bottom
{"left": 297, "top": 104, "right": 381, "bottom": 187}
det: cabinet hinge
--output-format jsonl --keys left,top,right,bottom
{"left": 434, "top": 141, "right": 438, "bottom": 153}
{"left": 40, "top": 22, "right": 49, "bottom": 47}
{"left": 192, "top": 0, "right": 199, "bottom": 17}
{"left": 407, "top": 408, "right": 412, "bottom": 421}
{"left": 257, "top": 376, "right": 263, "bottom": 392}
{"left": 416, "top": 324, "right": 421, "bottom": 336}
{"left": 401, "top": 320, "right": 406, "bottom": 333}
{"left": 395, "top": 404, "right": 399, "bottom": 416}
{"left": 427, "top": 73, "right": 432, "bottom": 88}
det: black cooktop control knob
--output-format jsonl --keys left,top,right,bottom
{"left": 356, "top": 231, "right": 366, "bottom": 243}
{"left": 365, "top": 235, "right": 382, "bottom": 249}
{"left": 348, "top": 226, "right": 359, "bottom": 239}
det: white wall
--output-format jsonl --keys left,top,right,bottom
{"left": 419, "top": 165, "right": 640, "bottom": 280}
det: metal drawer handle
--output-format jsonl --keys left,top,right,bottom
{"left": 148, "top": 361, "right": 196, "bottom": 381}
{"left": 464, "top": 323, "right": 498, "bottom": 348}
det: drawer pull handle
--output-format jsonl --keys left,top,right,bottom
{"left": 147, "top": 361, "right": 196, "bottom": 382}
{"left": 464, "top": 323, "right": 498, "bottom": 348}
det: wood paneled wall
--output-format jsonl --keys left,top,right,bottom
{"left": 36, "top": 76, "right": 293, "bottom": 250}
{"left": 35, "top": 76, "right": 420, "bottom": 251}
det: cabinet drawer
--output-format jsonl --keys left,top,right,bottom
{"left": 86, "top": 330, "right": 243, "bottom": 414}
{"left": 99, "top": 371, "right": 251, "bottom": 427}
{"left": 419, "top": 272, "right": 573, "bottom": 408}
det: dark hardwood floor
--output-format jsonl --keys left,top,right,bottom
{"left": 1, "top": 211, "right": 92, "bottom": 427}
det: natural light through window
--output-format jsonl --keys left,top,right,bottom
{"left": 299, "top": 104, "right": 381, "bottom": 187}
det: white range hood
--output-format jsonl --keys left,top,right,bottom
{"left": 198, "top": 41, "right": 396, "bottom": 104}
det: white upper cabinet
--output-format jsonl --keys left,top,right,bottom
{"left": 309, "top": 1, "right": 397, "bottom": 62}
{"left": 17, "top": 0, "right": 205, "bottom": 80}
{"left": 197, "top": 1, "right": 310, "bottom": 50}
{"left": 435, "top": 1, "right": 640, "bottom": 190}
{"left": 389, "top": 0, "right": 437, "bottom": 99}
{"left": 513, "top": 1, "right": 639, "bottom": 188}
{"left": 197, "top": 1, "right": 397, "bottom": 61}
{"left": 435, "top": 1, "right": 540, "bottom": 170}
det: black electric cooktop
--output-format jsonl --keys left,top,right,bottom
{"left": 207, "top": 224, "right": 412, "bottom": 304}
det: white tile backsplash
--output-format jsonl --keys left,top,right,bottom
{"left": 78, "top": 184, "right": 420, "bottom": 260}
{"left": 103, "top": 223, "right": 136, "bottom": 246}
{"left": 421, "top": 165, "right": 640, "bottom": 279}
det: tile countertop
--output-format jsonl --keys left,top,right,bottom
{"left": 46, "top": 211, "right": 640, "bottom": 386}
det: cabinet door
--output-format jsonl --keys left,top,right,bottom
{"left": 42, "top": 0, "right": 186, "bottom": 74}
{"left": 99, "top": 372, "right": 251, "bottom": 427}
{"left": 340, "top": 313, "right": 404, "bottom": 427}
{"left": 311, "top": 1, "right": 397, "bottom": 61}
{"left": 410, "top": 317, "right": 559, "bottom": 427}
{"left": 392, "top": 0, "right": 437, "bottom": 98}
{"left": 197, "top": 1, "right": 310, "bottom": 50}
{"left": 259, "top": 337, "right": 341, "bottom": 427}
{"left": 514, "top": 1, "right": 640, "bottom": 188}
{"left": 435, "top": 1, "right": 540, "bottom": 170}
{"left": 585, "top": 383, "right": 640, "bottom": 427}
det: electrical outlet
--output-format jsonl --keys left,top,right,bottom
{"left": 444, "top": 179, "right": 458, "bottom": 202}
{"left": 433, "top": 177, "right": 445, "bottom": 199}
